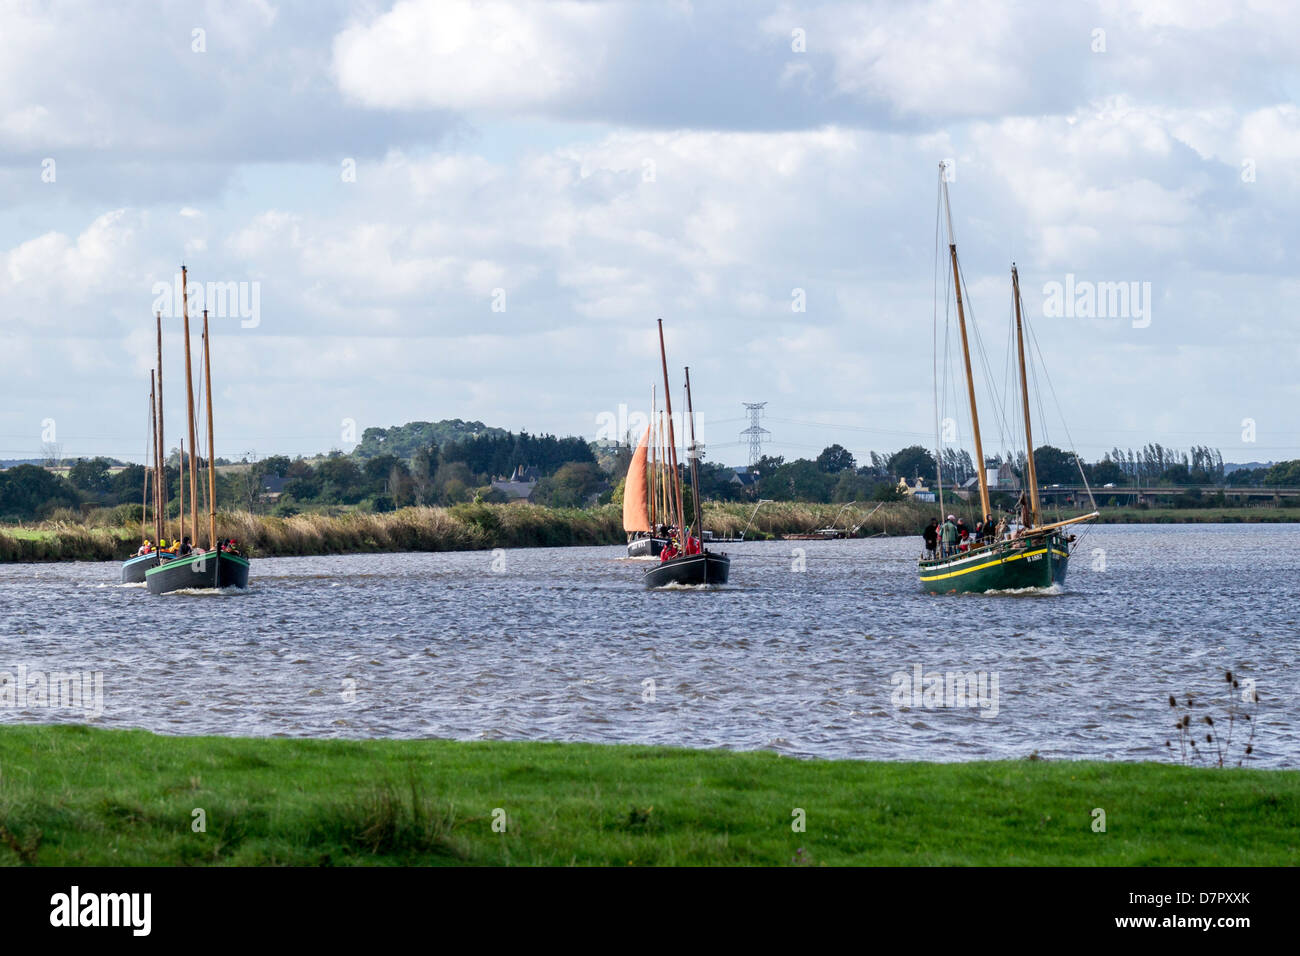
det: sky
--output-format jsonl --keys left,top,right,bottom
{"left": 2, "top": 0, "right": 1298, "bottom": 469}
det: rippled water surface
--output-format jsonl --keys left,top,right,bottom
{"left": 1, "top": 525, "right": 1297, "bottom": 765}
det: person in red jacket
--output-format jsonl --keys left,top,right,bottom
{"left": 660, "top": 538, "right": 679, "bottom": 561}
{"left": 683, "top": 535, "right": 701, "bottom": 555}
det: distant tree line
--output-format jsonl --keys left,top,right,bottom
{"left": 4, "top": 427, "right": 1298, "bottom": 524}
{"left": 258, "top": 428, "right": 602, "bottom": 515}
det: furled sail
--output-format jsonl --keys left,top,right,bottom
{"left": 622, "top": 425, "right": 652, "bottom": 533}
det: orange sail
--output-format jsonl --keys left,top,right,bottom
{"left": 622, "top": 425, "right": 652, "bottom": 533}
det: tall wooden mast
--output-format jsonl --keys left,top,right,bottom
{"left": 648, "top": 385, "right": 658, "bottom": 527}
{"left": 155, "top": 311, "right": 165, "bottom": 543}
{"left": 684, "top": 366, "right": 704, "bottom": 543}
{"left": 181, "top": 266, "right": 199, "bottom": 543}
{"left": 655, "top": 411, "right": 665, "bottom": 530}
{"left": 145, "top": 374, "right": 155, "bottom": 541}
{"left": 656, "top": 319, "right": 685, "bottom": 533}
{"left": 1012, "top": 265, "right": 1040, "bottom": 527}
{"left": 941, "top": 171, "right": 991, "bottom": 521}
{"left": 178, "top": 437, "right": 185, "bottom": 544}
{"left": 202, "top": 309, "right": 217, "bottom": 551}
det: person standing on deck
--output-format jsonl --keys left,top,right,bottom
{"left": 922, "top": 519, "right": 939, "bottom": 558}
{"left": 940, "top": 515, "right": 958, "bottom": 557}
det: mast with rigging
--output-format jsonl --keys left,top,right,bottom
{"left": 202, "top": 308, "right": 218, "bottom": 551}
{"left": 181, "top": 266, "right": 200, "bottom": 544}
{"left": 657, "top": 319, "right": 685, "bottom": 534}
{"left": 1012, "top": 264, "right": 1041, "bottom": 528}
{"left": 941, "top": 171, "right": 991, "bottom": 523}
{"left": 684, "top": 367, "right": 704, "bottom": 544}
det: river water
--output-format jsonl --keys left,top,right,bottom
{"left": 1, "top": 524, "right": 1296, "bottom": 766}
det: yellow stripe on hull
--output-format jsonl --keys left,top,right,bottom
{"left": 919, "top": 546, "right": 1049, "bottom": 583}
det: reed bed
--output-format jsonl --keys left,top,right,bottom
{"left": 0, "top": 503, "right": 628, "bottom": 562}
{"left": 702, "top": 499, "right": 976, "bottom": 538}
{"left": 0, "top": 522, "right": 136, "bottom": 562}
{"left": 0, "top": 496, "right": 1121, "bottom": 563}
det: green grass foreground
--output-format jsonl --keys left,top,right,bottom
{"left": 0, "top": 726, "right": 1296, "bottom": 866}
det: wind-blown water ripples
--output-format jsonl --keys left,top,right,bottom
{"left": 0, "top": 524, "right": 1296, "bottom": 765}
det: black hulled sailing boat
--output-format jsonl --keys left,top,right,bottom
{"left": 624, "top": 422, "right": 667, "bottom": 557}
{"left": 146, "top": 269, "right": 250, "bottom": 594}
{"left": 642, "top": 320, "right": 730, "bottom": 588}
{"left": 624, "top": 385, "right": 670, "bottom": 558}
{"left": 918, "top": 171, "right": 1096, "bottom": 594}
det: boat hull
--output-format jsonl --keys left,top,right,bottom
{"left": 627, "top": 535, "right": 667, "bottom": 558}
{"left": 145, "top": 549, "right": 250, "bottom": 594}
{"left": 121, "top": 551, "right": 163, "bottom": 583}
{"left": 918, "top": 532, "right": 1069, "bottom": 594}
{"left": 643, "top": 551, "right": 730, "bottom": 588}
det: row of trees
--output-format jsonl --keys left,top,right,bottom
{"left": 4, "top": 426, "right": 1297, "bottom": 522}
{"left": 259, "top": 429, "right": 603, "bottom": 514}
{"left": 706, "top": 442, "right": 1294, "bottom": 505}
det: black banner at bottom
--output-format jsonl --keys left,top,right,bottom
{"left": 0, "top": 865, "right": 1282, "bottom": 941}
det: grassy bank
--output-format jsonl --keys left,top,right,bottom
{"left": 0, "top": 503, "right": 625, "bottom": 563}
{"left": 704, "top": 499, "right": 968, "bottom": 538}
{"left": 0, "top": 500, "right": 951, "bottom": 563}
{"left": 0, "top": 726, "right": 1294, "bottom": 866}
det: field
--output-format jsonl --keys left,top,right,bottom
{"left": 0, "top": 726, "right": 1295, "bottom": 866}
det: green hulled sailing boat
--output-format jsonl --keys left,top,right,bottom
{"left": 919, "top": 169, "right": 1096, "bottom": 594}
{"left": 146, "top": 267, "right": 250, "bottom": 594}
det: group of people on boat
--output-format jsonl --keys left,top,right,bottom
{"left": 657, "top": 524, "right": 701, "bottom": 561}
{"left": 922, "top": 513, "right": 1003, "bottom": 559}
{"left": 135, "top": 537, "right": 240, "bottom": 558}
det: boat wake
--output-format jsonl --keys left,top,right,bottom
{"left": 651, "top": 581, "right": 718, "bottom": 591}
{"left": 163, "top": 586, "right": 250, "bottom": 597}
{"left": 981, "top": 583, "right": 1064, "bottom": 597}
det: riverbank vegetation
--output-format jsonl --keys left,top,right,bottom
{"left": 3, "top": 497, "right": 1299, "bottom": 563}
{"left": 0, "top": 499, "right": 954, "bottom": 562}
{"left": 0, "top": 726, "right": 1295, "bottom": 866}
{"left": 8, "top": 418, "right": 1298, "bottom": 526}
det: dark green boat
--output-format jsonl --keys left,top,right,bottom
{"left": 920, "top": 170, "right": 1096, "bottom": 594}
{"left": 920, "top": 530, "right": 1070, "bottom": 595}
{"left": 142, "top": 268, "right": 252, "bottom": 596}
{"left": 145, "top": 547, "right": 249, "bottom": 595}
{"left": 120, "top": 550, "right": 174, "bottom": 584}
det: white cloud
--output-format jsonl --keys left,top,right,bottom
{"left": 2, "top": 1, "right": 1300, "bottom": 463}
{"left": 333, "top": 0, "right": 610, "bottom": 112}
